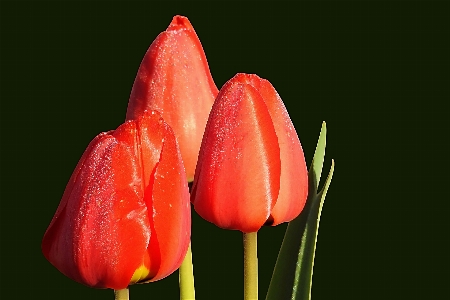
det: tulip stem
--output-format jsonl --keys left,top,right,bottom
{"left": 114, "top": 288, "right": 129, "bottom": 300}
{"left": 243, "top": 232, "right": 258, "bottom": 300}
{"left": 179, "top": 242, "right": 195, "bottom": 300}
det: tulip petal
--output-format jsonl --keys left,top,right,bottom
{"left": 237, "top": 74, "right": 308, "bottom": 226}
{"left": 192, "top": 78, "right": 281, "bottom": 233}
{"left": 143, "top": 122, "right": 191, "bottom": 281}
{"left": 42, "top": 110, "right": 190, "bottom": 288}
{"left": 126, "top": 15, "right": 218, "bottom": 181}
{"left": 266, "top": 123, "right": 333, "bottom": 300}
{"left": 42, "top": 123, "right": 151, "bottom": 289}
{"left": 136, "top": 111, "right": 165, "bottom": 188}
{"left": 42, "top": 133, "right": 107, "bottom": 261}
{"left": 41, "top": 133, "right": 110, "bottom": 284}
{"left": 130, "top": 110, "right": 166, "bottom": 279}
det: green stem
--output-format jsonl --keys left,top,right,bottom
{"left": 114, "top": 288, "right": 129, "bottom": 300}
{"left": 243, "top": 232, "right": 258, "bottom": 300}
{"left": 179, "top": 242, "right": 195, "bottom": 300}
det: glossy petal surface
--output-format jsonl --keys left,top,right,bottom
{"left": 192, "top": 77, "right": 281, "bottom": 233}
{"left": 42, "top": 126, "right": 150, "bottom": 289}
{"left": 126, "top": 15, "right": 218, "bottom": 181}
{"left": 192, "top": 74, "right": 308, "bottom": 232}
{"left": 148, "top": 123, "right": 191, "bottom": 281}
{"left": 42, "top": 110, "right": 190, "bottom": 289}
{"left": 238, "top": 74, "right": 308, "bottom": 225}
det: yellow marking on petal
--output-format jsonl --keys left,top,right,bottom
{"left": 130, "top": 265, "right": 150, "bottom": 284}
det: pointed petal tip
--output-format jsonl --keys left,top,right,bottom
{"left": 168, "top": 15, "right": 194, "bottom": 32}
{"left": 231, "top": 73, "right": 260, "bottom": 83}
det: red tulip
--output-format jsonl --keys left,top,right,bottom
{"left": 42, "top": 110, "right": 190, "bottom": 290}
{"left": 191, "top": 73, "right": 308, "bottom": 233}
{"left": 126, "top": 15, "right": 219, "bottom": 182}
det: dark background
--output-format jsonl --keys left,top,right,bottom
{"left": 1, "top": 1, "right": 448, "bottom": 300}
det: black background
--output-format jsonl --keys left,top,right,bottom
{"left": 1, "top": 1, "right": 448, "bottom": 300}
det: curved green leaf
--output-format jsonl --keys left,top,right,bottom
{"left": 266, "top": 122, "right": 334, "bottom": 300}
{"left": 311, "top": 122, "right": 327, "bottom": 191}
{"left": 292, "top": 159, "right": 334, "bottom": 300}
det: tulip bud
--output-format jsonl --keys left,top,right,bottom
{"left": 42, "top": 110, "right": 191, "bottom": 290}
{"left": 126, "top": 15, "right": 219, "bottom": 182}
{"left": 191, "top": 74, "right": 308, "bottom": 233}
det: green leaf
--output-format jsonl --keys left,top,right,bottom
{"left": 266, "top": 122, "right": 334, "bottom": 300}
{"left": 310, "top": 122, "right": 327, "bottom": 192}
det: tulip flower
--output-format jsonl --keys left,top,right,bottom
{"left": 191, "top": 73, "right": 308, "bottom": 233}
{"left": 42, "top": 110, "right": 191, "bottom": 291}
{"left": 126, "top": 15, "right": 219, "bottom": 182}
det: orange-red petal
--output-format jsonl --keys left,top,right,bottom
{"left": 236, "top": 74, "right": 308, "bottom": 225}
{"left": 126, "top": 15, "right": 218, "bottom": 181}
{"left": 192, "top": 76, "right": 281, "bottom": 233}
{"left": 42, "top": 110, "right": 190, "bottom": 289}
{"left": 147, "top": 123, "right": 191, "bottom": 281}
{"left": 42, "top": 125, "right": 150, "bottom": 289}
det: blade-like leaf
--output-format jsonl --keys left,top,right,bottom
{"left": 311, "top": 122, "right": 327, "bottom": 192}
{"left": 292, "top": 159, "right": 334, "bottom": 300}
{"left": 266, "top": 122, "right": 334, "bottom": 300}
